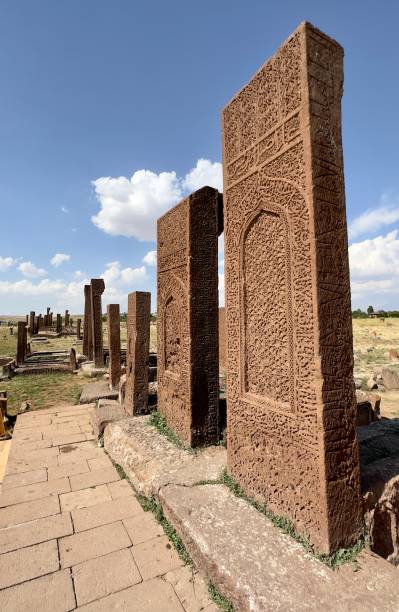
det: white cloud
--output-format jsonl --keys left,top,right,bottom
{"left": 74, "top": 270, "right": 86, "bottom": 279}
{"left": 61, "top": 206, "right": 69, "bottom": 214}
{"left": 182, "top": 159, "right": 223, "bottom": 193}
{"left": 91, "top": 159, "right": 223, "bottom": 242}
{"left": 349, "top": 194, "right": 399, "bottom": 239}
{"left": 349, "top": 230, "right": 399, "bottom": 308}
{"left": 143, "top": 250, "right": 157, "bottom": 266}
{"left": 101, "top": 260, "right": 147, "bottom": 290}
{"left": 0, "top": 256, "right": 16, "bottom": 271}
{"left": 18, "top": 261, "right": 47, "bottom": 278}
{"left": 50, "top": 253, "right": 70, "bottom": 267}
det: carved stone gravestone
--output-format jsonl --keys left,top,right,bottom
{"left": 221, "top": 22, "right": 363, "bottom": 553}
{"left": 107, "top": 304, "right": 121, "bottom": 390}
{"left": 125, "top": 292, "right": 150, "bottom": 415}
{"left": 90, "top": 279, "right": 105, "bottom": 367}
{"left": 157, "top": 187, "right": 219, "bottom": 447}
{"left": 83, "top": 284, "right": 93, "bottom": 360}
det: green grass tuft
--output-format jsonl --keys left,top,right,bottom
{"left": 208, "top": 581, "right": 234, "bottom": 611}
{"left": 148, "top": 411, "right": 186, "bottom": 449}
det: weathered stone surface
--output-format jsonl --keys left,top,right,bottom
{"left": 0, "top": 495, "right": 60, "bottom": 529}
{"left": 90, "top": 400, "right": 126, "bottom": 439}
{"left": 0, "top": 540, "right": 59, "bottom": 589}
{"left": 0, "top": 570, "right": 76, "bottom": 612}
{"left": 90, "top": 279, "right": 105, "bottom": 367}
{"left": 0, "top": 512, "right": 72, "bottom": 554}
{"left": 69, "top": 347, "right": 77, "bottom": 370}
{"left": 125, "top": 291, "right": 150, "bottom": 415}
{"left": 159, "top": 483, "right": 399, "bottom": 612}
{"left": 83, "top": 284, "right": 93, "bottom": 359}
{"left": 221, "top": 22, "right": 362, "bottom": 552}
{"left": 16, "top": 321, "right": 26, "bottom": 365}
{"left": 73, "top": 548, "right": 141, "bottom": 606}
{"left": 60, "top": 484, "right": 112, "bottom": 512}
{"left": 72, "top": 495, "right": 142, "bottom": 532}
{"left": 218, "top": 307, "right": 226, "bottom": 371}
{"left": 59, "top": 521, "right": 131, "bottom": 567}
{"left": 157, "top": 187, "right": 219, "bottom": 447}
{"left": 381, "top": 366, "right": 399, "bottom": 389}
{"left": 104, "top": 416, "right": 226, "bottom": 497}
{"left": 79, "top": 381, "right": 118, "bottom": 404}
{"left": 77, "top": 317, "right": 82, "bottom": 339}
{"left": 107, "top": 304, "right": 121, "bottom": 390}
{"left": 132, "top": 534, "right": 182, "bottom": 580}
{"left": 69, "top": 466, "right": 119, "bottom": 491}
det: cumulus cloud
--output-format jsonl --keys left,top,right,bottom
{"left": 182, "top": 159, "right": 223, "bottom": 192}
{"left": 61, "top": 206, "right": 69, "bottom": 214}
{"left": 143, "top": 250, "right": 157, "bottom": 266}
{"left": 91, "top": 159, "right": 223, "bottom": 242}
{"left": 50, "top": 253, "right": 71, "bottom": 267}
{"left": 0, "top": 256, "right": 16, "bottom": 271}
{"left": 18, "top": 261, "right": 47, "bottom": 278}
{"left": 101, "top": 261, "right": 147, "bottom": 288}
{"left": 349, "top": 195, "right": 399, "bottom": 239}
{"left": 349, "top": 230, "right": 399, "bottom": 307}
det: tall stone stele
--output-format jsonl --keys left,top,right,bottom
{"left": 157, "top": 187, "right": 219, "bottom": 447}
{"left": 16, "top": 321, "right": 26, "bottom": 365}
{"left": 83, "top": 284, "right": 93, "bottom": 359}
{"left": 221, "top": 22, "right": 363, "bottom": 553}
{"left": 125, "top": 292, "right": 150, "bottom": 415}
{"left": 90, "top": 279, "right": 105, "bottom": 367}
{"left": 29, "top": 311, "right": 35, "bottom": 337}
{"left": 76, "top": 318, "right": 82, "bottom": 340}
{"left": 107, "top": 304, "right": 121, "bottom": 390}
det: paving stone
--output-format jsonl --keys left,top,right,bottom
{"left": 107, "top": 479, "right": 134, "bottom": 499}
{"left": 11, "top": 429, "right": 43, "bottom": 442}
{"left": 80, "top": 381, "right": 118, "bottom": 404}
{"left": 41, "top": 426, "right": 82, "bottom": 438}
{"left": 123, "top": 512, "right": 163, "bottom": 545}
{"left": 48, "top": 460, "right": 90, "bottom": 480}
{"left": 60, "top": 484, "right": 112, "bottom": 512}
{"left": 5, "top": 455, "right": 59, "bottom": 473}
{"left": 2, "top": 468, "right": 47, "bottom": 490}
{"left": 11, "top": 439, "right": 52, "bottom": 452}
{"left": 13, "top": 416, "right": 52, "bottom": 429}
{"left": 0, "top": 495, "right": 60, "bottom": 528}
{"left": 72, "top": 548, "right": 141, "bottom": 606}
{"left": 76, "top": 577, "right": 184, "bottom": 611}
{"left": 0, "top": 569, "right": 76, "bottom": 612}
{"left": 164, "top": 566, "right": 214, "bottom": 612}
{"left": 88, "top": 456, "right": 113, "bottom": 470}
{"left": 51, "top": 433, "right": 87, "bottom": 447}
{"left": 72, "top": 496, "right": 143, "bottom": 532}
{"left": 10, "top": 446, "right": 59, "bottom": 463}
{"left": 0, "top": 512, "right": 72, "bottom": 554}
{"left": 0, "top": 540, "right": 59, "bottom": 589}
{"left": 59, "top": 521, "right": 131, "bottom": 567}
{"left": 58, "top": 444, "right": 103, "bottom": 465}
{"left": 69, "top": 467, "right": 120, "bottom": 491}
{"left": 0, "top": 477, "right": 70, "bottom": 508}
{"left": 132, "top": 535, "right": 183, "bottom": 580}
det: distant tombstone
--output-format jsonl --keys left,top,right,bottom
{"left": 221, "top": 22, "right": 363, "bottom": 553}
{"left": 65, "top": 310, "right": 70, "bottom": 328}
{"left": 83, "top": 285, "right": 93, "bottom": 359}
{"left": 69, "top": 347, "right": 77, "bottom": 370}
{"left": 157, "top": 187, "right": 219, "bottom": 447}
{"left": 29, "top": 311, "right": 35, "bottom": 337}
{"left": 389, "top": 349, "right": 398, "bottom": 361}
{"left": 125, "top": 292, "right": 150, "bottom": 415}
{"left": 56, "top": 314, "right": 62, "bottom": 334}
{"left": 107, "top": 304, "right": 121, "bottom": 390}
{"left": 9, "top": 327, "right": 13, "bottom": 336}
{"left": 90, "top": 279, "right": 105, "bottom": 367}
{"left": 76, "top": 318, "right": 82, "bottom": 340}
{"left": 16, "top": 321, "right": 26, "bottom": 365}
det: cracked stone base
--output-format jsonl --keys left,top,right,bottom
{"left": 104, "top": 417, "right": 399, "bottom": 611}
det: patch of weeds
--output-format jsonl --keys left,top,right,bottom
{"left": 219, "top": 469, "right": 365, "bottom": 569}
{"left": 114, "top": 463, "right": 127, "bottom": 480}
{"left": 208, "top": 581, "right": 234, "bottom": 612}
{"left": 148, "top": 411, "right": 186, "bottom": 450}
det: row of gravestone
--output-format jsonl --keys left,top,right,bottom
{"left": 20, "top": 22, "right": 363, "bottom": 556}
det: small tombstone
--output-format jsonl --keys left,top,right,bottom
{"left": 70, "top": 347, "right": 77, "bottom": 370}
{"left": 389, "top": 349, "right": 398, "bottom": 361}
{"left": 9, "top": 327, "right": 13, "bottom": 336}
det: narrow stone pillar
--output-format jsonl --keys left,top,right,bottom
{"left": 29, "top": 311, "right": 35, "bottom": 337}
{"left": 65, "top": 310, "right": 70, "bottom": 328}
{"left": 83, "top": 285, "right": 93, "bottom": 359}
{"left": 221, "top": 22, "right": 363, "bottom": 552}
{"left": 125, "top": 292, "right": 150, "bottom": 415}
{"left": 37, "top": 314, "right": 42, "bottom": 332}
{"left": 76, "top": 318, "right": 82, "bottom": 340}
{"left": 70, "top": 348, "right": 77, "bottom": 370}
{"left": 49, "top": 312, "right": 53, "bottom": 328}
{"left": 107, "top": 304, "right": 121, "bottom": 390}
{"left": 157, "top": 187, "right": 219, "bottom": 447}
{"left": 56, "top": 314, "right": 62, "bottom": 334}
{"left": 90, "top": 279, "right": 105, "bottom": 367}
{"left": 17, "top": 321, "right": 26, "bottom": 365}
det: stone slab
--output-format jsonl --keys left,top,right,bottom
{"left": 0, "top": 539, "right": 59, "bottom": 589}
{"left": 0, "top": 476, "right": 70, "bottom": 508}
{"left": 60, "top": 484, "right": 112, "bottom": 512}
{"left": 90, "top": 400, "right": 127, "bottom": 439}
{"left": 0, "top": 569, "right": 76, "bottom": 612}
{"left": 131, "top": 534, "right": 183, "bottom": 580}
{"left": 107, "top": 479, "right": 134, "bottom": 499}
{"left": 47, "top": 460, "right": 90, "bottom": 480}
{"left": 80, "top": 381, "right": 118, "bottom": 404}
{"left": 76, "top": 577, "right": 184, "bottom": 612}
{"left": 104, "top": 416, "right": 226, "bottom": 497}
{"left": 0, "top": 495, "right": 60, "bottom": 529}
{"left": 2, "top": 468, "right": 47, "bottom": 490}
{"left": 72, "top": 495, "right": 143, "bottom": 532}
{"left": 0, "top": 512, "right": 72, "bottom": 554}
{"left": 72, "top": 548, "right": 141, "bottom": 606}
{"left": 69, "top": 466, "right": 120, "bottom": 491}
{"left": 160, "top": 483, "right": 399, "bottom": 612}
{"left": 59, "top": 521, "right": 131, "bottom": 567}
{"left": 123, "top": 512, "right": 164, "bottom": 545}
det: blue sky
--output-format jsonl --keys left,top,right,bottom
{"left": 1, "top": 0, "right": 398, "bottom": 314}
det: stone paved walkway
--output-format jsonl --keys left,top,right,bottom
{"left": 0, "top": 404, "right": 218, "bottom": 611}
